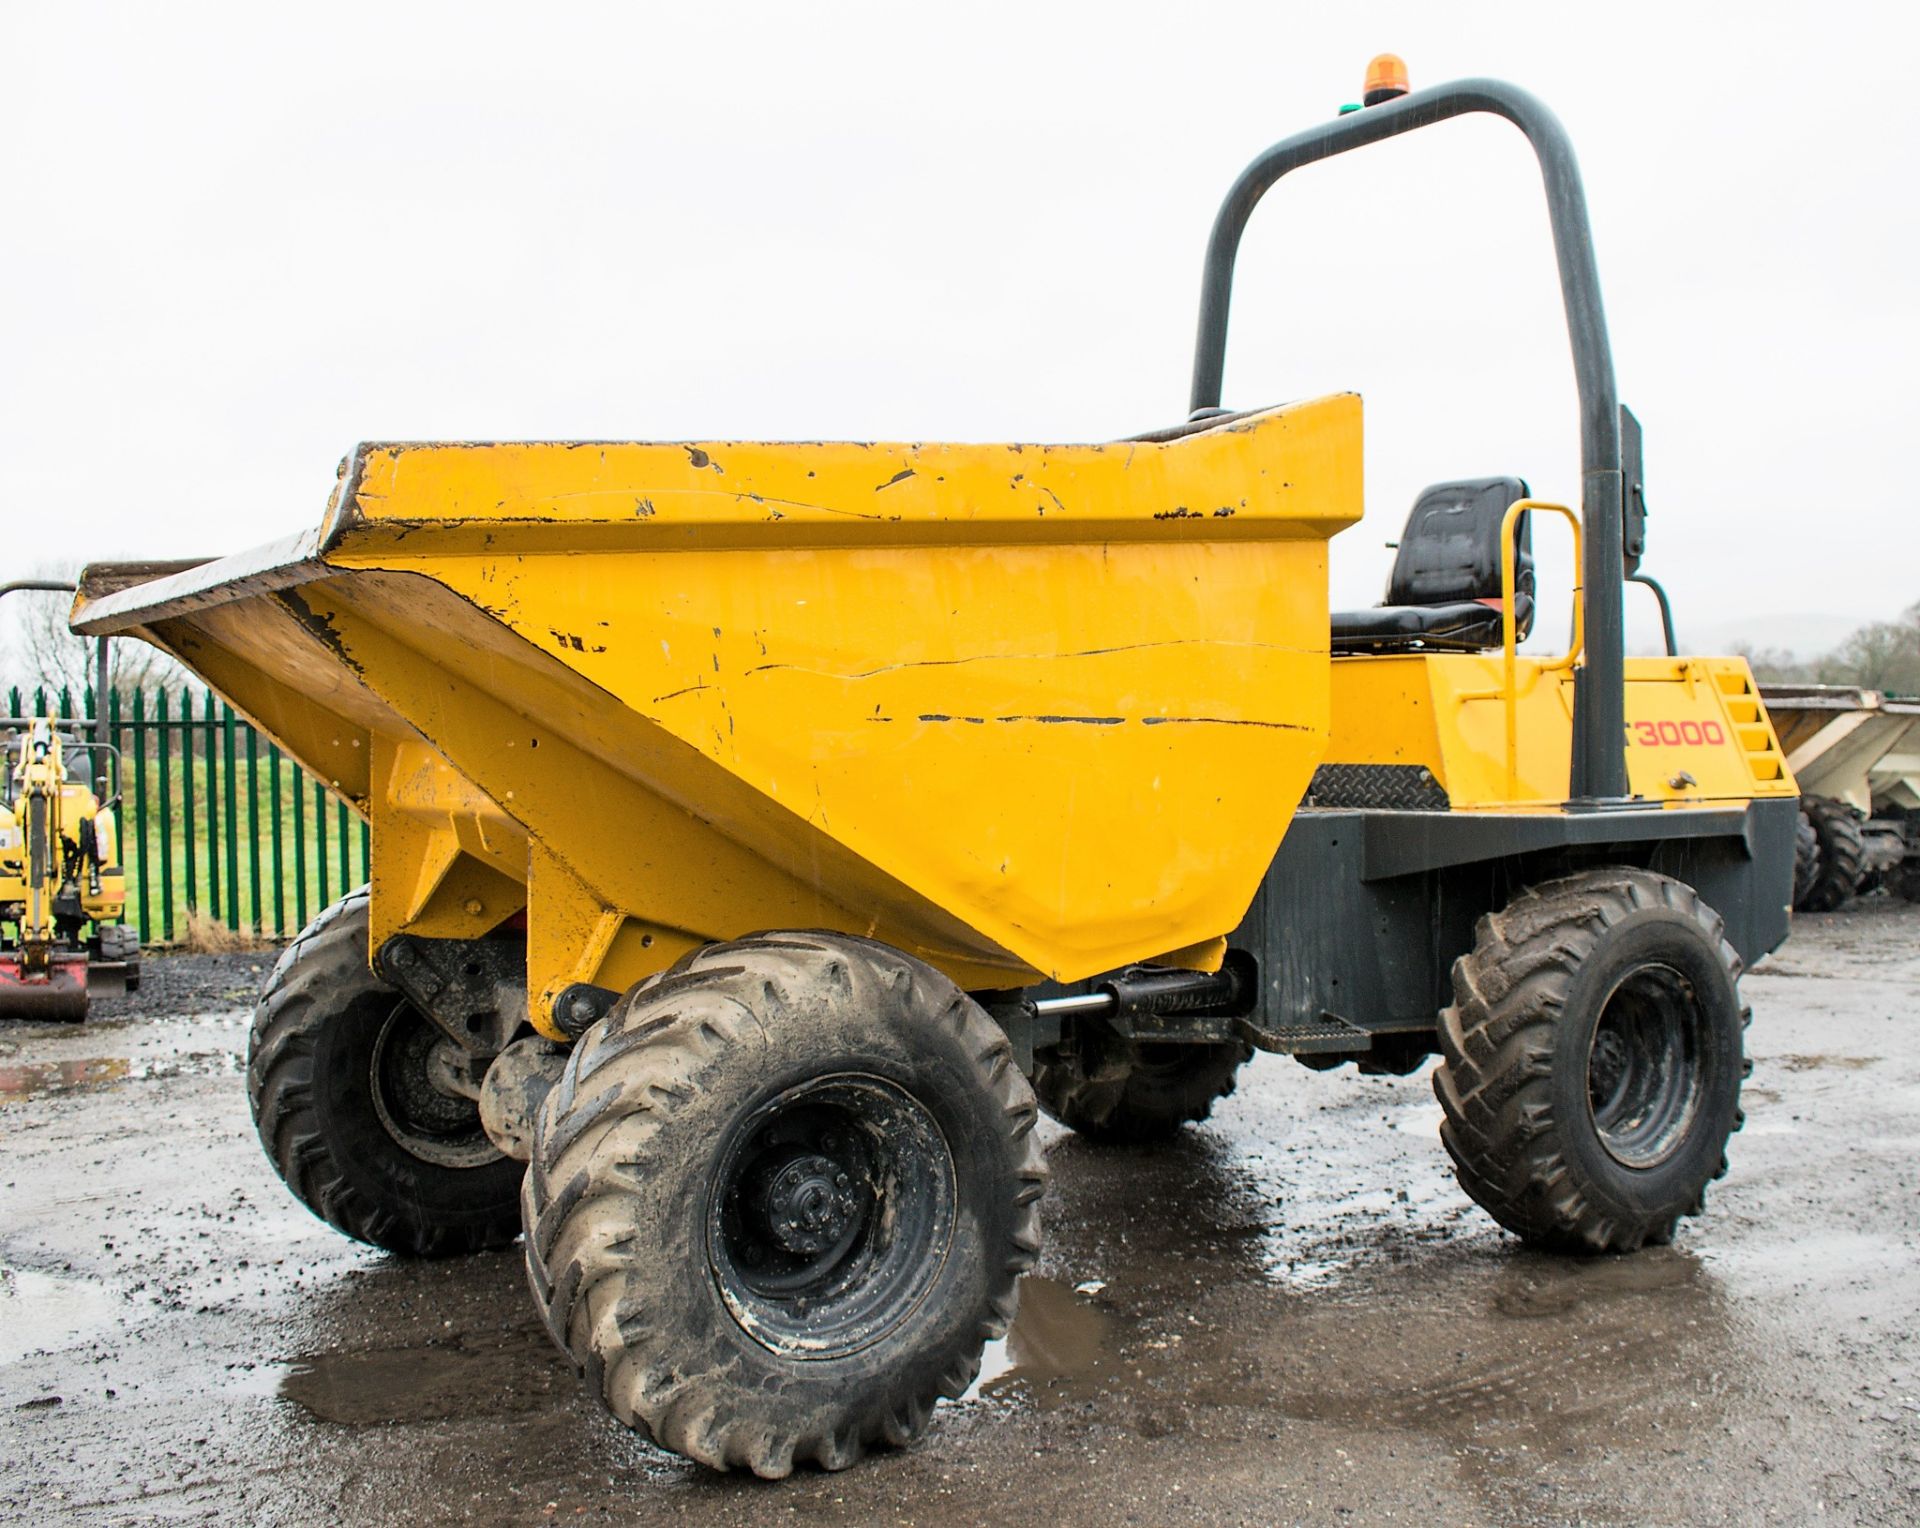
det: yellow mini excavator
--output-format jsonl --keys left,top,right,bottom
{"left": 1, "top": 583, "right": 139, "bottom": 1021}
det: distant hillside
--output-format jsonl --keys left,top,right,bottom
{"left": 1679, "top": 613, "right": 1863, "bottom": 663}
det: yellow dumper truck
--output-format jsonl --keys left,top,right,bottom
{"left": 73, "top": 63, "right": 1795, "bottom": 1475}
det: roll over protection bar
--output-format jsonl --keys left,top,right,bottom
{"left": 1188, "top": 78, "right": 1631, "bottom": 802}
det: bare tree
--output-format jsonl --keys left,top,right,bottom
{"left": 1735, "top": 643, "right": 1815, "bottom": 684}
{"left": 1741, "top": 603, "right": 1920, "bottom": 696}
{"left": 1, "top": 559, "right": 184, "bottom": 706}
{"left": 1815, "top": 602, "right": 1920, "bottom": 696}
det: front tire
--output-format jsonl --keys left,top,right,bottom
{"left": 522, "top": 932, "right": 1045, "bottom": 1477}
{"left": 247, "top": 889, "right": 524, "bottom": 1256}
{"left": 1434, "top": 869, "right": 1748, "bottom": 1254}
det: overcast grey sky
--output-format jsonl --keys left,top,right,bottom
{"left": 4, "top": 2, "right": 1915, "bottom": 663}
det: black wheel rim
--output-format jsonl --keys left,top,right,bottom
{"left": 1584, "top": 962, "right": 1707, "bottom": 1169}
{"left": 707, "top": 1073, "right": 955, "bottom": 1359}
{"left": 368, "top": 1001, "right": 501, "bottom": 1169}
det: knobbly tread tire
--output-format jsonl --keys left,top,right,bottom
{"left": 1800, "top": 797, "right": 1867, "bottom": 912}
{"left": 1792, "top": 810, "right": 1820, "bottom": 910}
{"left": 1434, "top": 868, "right": 1748, "bottom": 1255}
{"left": 522, "top": 931, "right": 1046, "bottom": 1478}
{"left": 248, "top": 888, "right": 524, "bottom": 1257}
{"left": 1032, "top": 1037, "right": 1253, "bottom": 1142}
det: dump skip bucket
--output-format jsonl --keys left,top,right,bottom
{"left": 1762, "top": 685, "right": 1920, "bottom": 811}
{"left": 76, "top": 397, "right": 1361, "bottom": 1026}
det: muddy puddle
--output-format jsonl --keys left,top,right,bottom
{"left": 0, "top": 1056, "right": 130, "bottom": 1102}
{"left": 0, "top": 1049, "right": 243, "bottom": 1105}
{"left": 1777, "top": 1053, "right": 1880, "bottom": 1071}
{"left": 4, "top": 914, "right": 1919, "bottom": 1524}
{"left": 970, "top": 1274, "right": 1113, "bottom": 1403}
{"left": 0, "top": 1011, "right": 248, "bottom": 1109}
{"left": 277, "top": 1326, "right": 567, "bottom": 1425}
{"left": 0, "top": 1265, "right": 121, "bottom": 1368}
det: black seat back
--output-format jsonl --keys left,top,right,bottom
{"left": 1386, "top": 476, "right": 1532, "bottom": 611}
{"left": 1329, "top": 476, "right": 1534, "bottom": 654}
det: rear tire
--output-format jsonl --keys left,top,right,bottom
{"left": 522, "top": 932, "right": 1045, "bottom": 1477}
{"left": 247, "top": 889, "right": 524, "bottom": 1256}
{"left": 1801, "top": 797, "right": 1867, "bottom": 911}
{"left": 1434, "top": 868, "right": 1748, "bottom": 1254}
{"left": 1792, "top": 811, "right": 1820, "bottom": 909}
{"left": 1032, "top": 1030, "right": 1252, "bottom": 1142}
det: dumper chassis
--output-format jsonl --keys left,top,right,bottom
{"left": 75, "top": 66, "right": 1795, "bottom": 1476}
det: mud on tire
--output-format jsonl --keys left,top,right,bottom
{"left": 522, "top": 932, "right": 1046, "bottom": 1477}
{"left": 1032, "top": 1032, "right": 1252, "bottom": 1142}
{"left": 1434, "top": 868, "right": 1748, "bottom": 1254}
{"left": 247, "top": 889, "right": 524, "bottom": 1256}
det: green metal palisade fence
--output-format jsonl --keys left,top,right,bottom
{"left": 5, "top": 681, "right": 370, "bottom": 945}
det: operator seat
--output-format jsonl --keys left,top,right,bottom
{"left": 1330, "top": 476, "right": 1533, "bottom": 654}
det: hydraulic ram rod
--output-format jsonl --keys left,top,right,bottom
{"left": 1030, "top": 961, "right": 1248, "bottom": 1023}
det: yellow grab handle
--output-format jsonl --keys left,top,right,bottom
{"left": 1501, "top": 499, "right": 1583, "bottom": 797}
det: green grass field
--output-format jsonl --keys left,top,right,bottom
{"left": 116, "top": 758, "right": 367, "bottom": 945}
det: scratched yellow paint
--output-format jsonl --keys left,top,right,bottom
{"left": 77, "top": 398, "right": 1366, "bottom": 1026}
{"left": 294, "top": 396, "right": 1359, "bottom": 1017}
{"left": 336, "top": 402, "right": 1360, "bottom": 550}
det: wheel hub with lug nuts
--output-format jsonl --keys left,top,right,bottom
{"left": 708, "top": 1074, "right": 958, "bottom": 1358}
{"left": 759, "top": 1152, "right": 857, "bottom": 1257}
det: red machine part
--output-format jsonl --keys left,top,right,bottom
{"left": 0, "top": 951, "right": 91, "bottom": 1022}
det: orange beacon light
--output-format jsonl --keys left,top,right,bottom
{"left": 1363, "top": 54, "right": 1411, "bottom": 107}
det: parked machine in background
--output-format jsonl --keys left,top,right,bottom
{"left": 0, "top": 582, "right": 139, "bottom": 1020}
{"left": 1761, "top": 684, "right": 1920, "bottom": 909}
{"left": 0, "top": 717, "right": 139, "bottom": 1019}
{"left": 1870, "top": 724, "right": 1920, "bottom": 902}
{"left": 74, "top": 60, "right": 1795, "bottom": 1475}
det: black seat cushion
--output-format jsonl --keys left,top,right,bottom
{"left": 1331, "top": 477, "right": 1532, "bottom": 654}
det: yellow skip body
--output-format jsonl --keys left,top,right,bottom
{"left": 77, "top": 396, "right": 1362, "bottom": 1035}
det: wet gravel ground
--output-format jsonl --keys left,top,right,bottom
{"left": 2, "top": 904, "right": 1917, "bottom": 1526}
